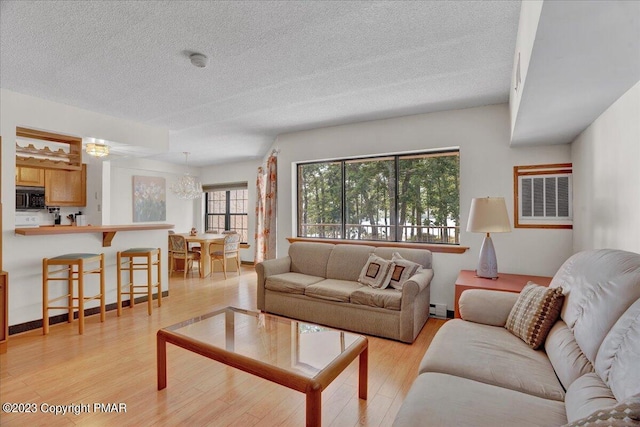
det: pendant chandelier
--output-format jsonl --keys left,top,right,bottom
{"left": 86, "top": 142, "right": 109, "bottom": 157}
{"left": 171, "top": 152, "right": 203, "bottom": 200}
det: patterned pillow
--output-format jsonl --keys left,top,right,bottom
{"left": 358, "top": 254, "right": 394, "bottom": 289}
{"left": 505, "top": 282, "right": 564, "bottom": 349}
{"left": 385, "top": 252, "right": 421, "bottom": 290}
{"left": 562, "top": 395, "right": 640, "bottom": 426}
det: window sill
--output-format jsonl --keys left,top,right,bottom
{"left": 286, "top": 237, "right": 468, "bottom": 254}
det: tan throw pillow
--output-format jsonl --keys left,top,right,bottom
{"left": 505, "top": 282, "right": 564, "bottom": 349}
{"left": 386, "top": 252, "right": 421, "bottom": 290}
{"left": 358, "top": 254, "right": 393, "bottom": 289}
{"left": 562, "top": 395, "right": 640, "bottom": 426}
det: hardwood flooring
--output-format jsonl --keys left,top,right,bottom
{"left": 0, "top": 267, "right": 445, "bottom": 426}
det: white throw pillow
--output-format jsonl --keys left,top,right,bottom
{"left": 358, "top": 254, "right": 394, "bottom": 289}
{"left": 386, "top": 252, "right": 421, "bottom": 290}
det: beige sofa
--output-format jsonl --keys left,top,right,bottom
{"left": 256, "top": 241, "right": 434, "bottom": 343}
{"left": 393, "top": 249, "right": 640, "bottom": 426}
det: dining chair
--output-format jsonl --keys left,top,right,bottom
{"left": 168, "top": 234, "right": 201, "bottom": 278}
{"left": 209, "top": 233, "right": 241, "bottom": 279}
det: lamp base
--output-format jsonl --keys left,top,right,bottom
{"left": 476, "top": 233, "right": 498, "bottom": 279}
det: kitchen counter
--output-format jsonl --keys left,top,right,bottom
{"left": 15, "top": 224, "right": 174, "bottom": 247}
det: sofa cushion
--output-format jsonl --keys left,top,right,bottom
{"left": 392, "top": 373, "right": 567, "bottom": 427}
{"left": 358, "top": 254, "right": 394, "bottom": 288}
{"left": 564, "top": 373, "right": 618, "bottom": 423}
{"left": 595, "top": 298, "right": 640, "bottom": 402}
{"left": 505, "top": 282, "right": 564, "bottom": 349}
{"left": 350, "top": 287, "right": 402, "bottom": 311}
{"left": 563, "top": 393, "right": 640, "bottom": 427}
{"left": 419, "top": 319, "right": 565, "bottom": 401}
{"left": 326, "top": 244, "right": 374, "bottom": 281}
{"left": 265, "top": 272, "right": 324, "bottom": 295}
{"left": 545, "top": 320, "right": 594, "bottom": 391}
{"left": 289, "top": 242, "right": 334, "bottom": 278}
{"left": 305, "top": 279, "right": 364, "bottom": 302}
{"left": 385, "top": 252, "right": 421, "bottom": 290}
{"left": 550, "top": 249, "right": 640, "bottom": 364}
{"left": 374, "top": 247, "right": 432, "bottom": 269}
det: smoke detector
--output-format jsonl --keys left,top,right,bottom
{"left": 190, "top": 53, "right": 208, "bottom": 68}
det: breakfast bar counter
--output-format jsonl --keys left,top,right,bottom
{"left": 15, "top": 224, "right": 174, "bottom": 247}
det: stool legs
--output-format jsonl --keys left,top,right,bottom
{"left": 147, "top": 252, "right": 153, "bottom": 315}
{"left": 117, "top": 249, "right": 161, "bottom": 316}
{"left": 42, "top": 259, "right": 49, "bottom": 335}
{"left": 42, "top": 254, "right": 105, "bottom": 335}
{"left": 117, "top": 251, "right": 123, "bottom": 316}
{"left": 99, "top": 254, "right": 106, "bottom": 323}
{"left": 78, "top": 260, "right": 85, "bottom": 335}
{"left": 157, "top": 249, "right": 162, "bottom": 310}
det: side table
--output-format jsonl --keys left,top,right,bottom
{"left": 454, "top": 270, "right": 553, "bottom": 318}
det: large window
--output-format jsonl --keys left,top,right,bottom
{"left": 205, "top": 186, "right": 248, "bottom": 243}
{"left": 297, "top": 150, "right": 460, "bottom": 244}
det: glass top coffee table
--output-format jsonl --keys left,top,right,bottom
{"left": 157, "top": 306, "right": 368, "bottom": 426}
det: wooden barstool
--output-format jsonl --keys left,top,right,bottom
{"left": 42, "top": 253, "right": 105, "bottom": 335}
{"left": 117, "top": 248, "right": 162, "bottom": 316}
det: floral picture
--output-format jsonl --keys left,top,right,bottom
{"left": 133, "top": 176, "right": 166, "bottom": 222}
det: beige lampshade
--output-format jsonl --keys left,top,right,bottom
{"left": 467, "top": 197, "right": 512, "bottom": 233}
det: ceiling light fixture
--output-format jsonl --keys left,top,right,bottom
{"left": 171, "top": 152, "right": 203, "bottom": 200}
{"left": 190, "top": 53, "right": 208, "bottom": 68}
{"left": 86, "top": 142, "right": 109, "bottom": 157}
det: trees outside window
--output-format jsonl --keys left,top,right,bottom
{"left": 205, "top": 189, "right": 248, "bottom": 243}
{"left": 297, "top": 150, "right": 460, "bottom": 245}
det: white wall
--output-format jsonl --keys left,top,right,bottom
{"left": 271, "top": 103, "right": 573, "bottom": 310}
{"left": 572, "top": 80, "right": 640, "bottom": 253}
{"left": 0, "top": 89, "right": 187, "bottom": 326}
{"left": 107, "top": 157, "right": 201, "bottom": 233}
{"left": 200, "top": 159, "right": 262, "bottom": 263}
{"left": 509, "top": 0, "right": 543, "bottom": 136}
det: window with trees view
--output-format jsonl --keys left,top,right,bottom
{"left": 297, "top": 150, "right": 460, "bottom": 244}
{"left": 205, "top": 188, "right": 248, "bottom": 243}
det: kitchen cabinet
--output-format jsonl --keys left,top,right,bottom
{"left": 0, "top": 272, "right": 7, "bottom": 354}
{"left": 16, "top": 166, "right": 45, "bottom": 187}
{"left": 1, "top": 136, "right": 6, "bottom": 353}
{"left": 45, "top": 164, "right": 86, "bottom": 207}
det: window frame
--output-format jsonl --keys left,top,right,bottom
{"left": 204, "top": 187, "right": 249, "bottom": 243}
{"left": 513, "top": 163, "right": 573, "bottom": 229}
{"left": 296, "top": 148, "right": 461, "bottom": 246}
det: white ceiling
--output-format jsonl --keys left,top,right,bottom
{"left": 512, "top": 0, "right": 640, "bottom": 146}
{"left": 0, "top": 0, "right": 521, "bottom": 166}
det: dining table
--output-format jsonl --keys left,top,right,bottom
{"left": 178, "top": 233, "right": 249, "bottom": 278}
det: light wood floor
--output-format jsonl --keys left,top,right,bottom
{"left": 0, "top": 267, "right": 445, "bottom": 426}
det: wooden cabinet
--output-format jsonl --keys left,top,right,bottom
{"left": 45, "top": 164, "right": 87, "bottom": 207}
{"left": 454, "top": 270, "right": 553, "bottom": 318}
{"left": 0, "top": 272, "right": 7, "bottom": 354}
{"left": 16, "top": 166, "right": 45, "bottom": 187}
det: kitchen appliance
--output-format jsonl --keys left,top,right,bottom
{"left": 16, "top": 186, "right": 46, "bottom": 211}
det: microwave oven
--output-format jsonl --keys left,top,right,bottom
{"left": 16, "top": 186, "right": 46, "bottom": 210}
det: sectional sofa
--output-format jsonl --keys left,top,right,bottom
{"left": 393, "top": 249, "right": 640, "bottom": 426}
{"left": 256, "top": 241, "right": 434, "bottom": 343}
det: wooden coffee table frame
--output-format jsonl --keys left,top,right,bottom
{"left": 157, "top": 307, "right": 368, "bottom": 426}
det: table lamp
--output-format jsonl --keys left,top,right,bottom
{"left": 467, "top": 197, "right": 511, "bottom": 279}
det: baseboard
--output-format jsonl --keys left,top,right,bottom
{"left": 8, "top": 290, "right": 170, "bottom": 336}
{"left": 429, "top": 303, "right": 454, "bottom": 319}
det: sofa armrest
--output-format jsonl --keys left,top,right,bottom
{"left": 255, "top": 256, "right": 291, "bottom": 310}
{"left": 459, "top": 289, "right": 519, "bottom": 326}
{"left": 402, "top": 268, "right": 434, "bottom": 299}
{"left": 399, "top": 268, "right": 434, "bottom": 342}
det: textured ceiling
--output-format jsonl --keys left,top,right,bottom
{"left": 0, "top": 1, "right": 521, "bottom": 166}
